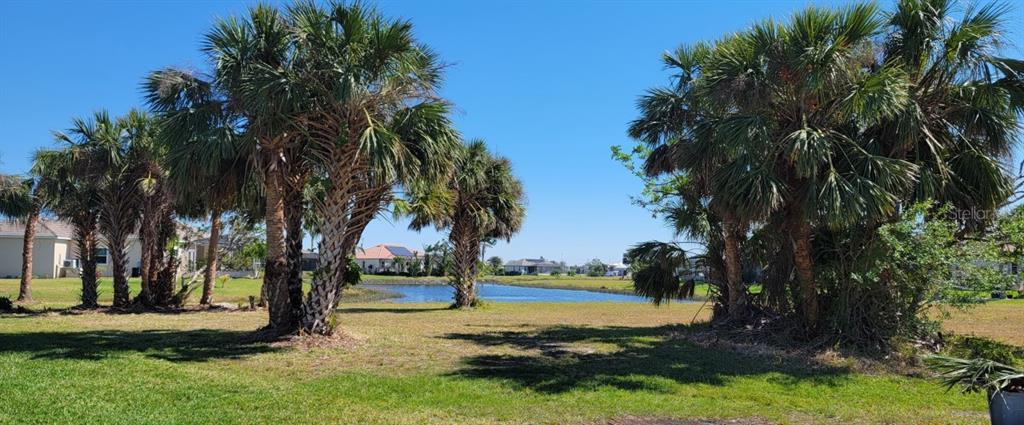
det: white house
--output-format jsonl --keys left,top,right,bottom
{"left": 0, "top": 219, "right": 200, "bottom": 279}
{"left": 504, "top": 257, "right": 564, "bottom": 275}
{"left": 354, "top": 244, "right": 422, "bottom": 274}
{"left": 0, "top": 219, "right": 76, "bottom": 278}
{"left": 605, "top": 262, "right": 629, "bottom": 277}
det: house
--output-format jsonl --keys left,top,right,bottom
{"left": 355, "top": 244, "right": 422, "bottom": 274}
{"left": 504, "top": 257, "right": 564, "bottom": 275}
{"left": 0, "top": 219, "right": 76, "bottom": 278}
{"left": 605, "top": 262, "right": 629, "bottom": 277}
{"left": 0, "top": 219, "right": 200, "bottom": 279}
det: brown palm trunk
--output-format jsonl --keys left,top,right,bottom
{"left": 109, "top": 232, "right": 131, "bottom": 308}
{"left": 138, "top": 195, "right": 160, "bottom": 304}
{"left": 149, "top": 207, "right": 176, "bottom": 306}
{"left": 264, "top": 152, "right": 294, "bottom": 333}
{"left": 18, "top": 203, "right": 40, "bottom": 302}
{"left": 200, "top": 208, "right": 222, "bottom": 305}
{"left": 299, "top": 174, "right": 387, "bottom": 335}
{"left": 791, "top": 218, "right": 819, "bottom": 330}
{"left": 450, "top": 216, "right": 480, "bottom": 309}
{"left": 721, "top": 214, "right": 747, "bottom": 320}
{"left": 75, "top": 215, "right": 99, "bottom": 308}
{"left": 285, "top": 188, "right": 305, "bottom": 322}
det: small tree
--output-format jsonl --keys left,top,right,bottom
{"left": 404, "top": 140, "right": 526, "bottom": 308}
{"left": 0, "top": 174, "right": 38, "bottom": 302}
{"left": 487, "top": 256, "right": 503, "bottom": 275}
{"left": 585, "top": 259, "right": 608, "bottom": 277}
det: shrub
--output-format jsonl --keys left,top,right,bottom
{"left": 0, "top": 296, "right": 12, "bottom": 312}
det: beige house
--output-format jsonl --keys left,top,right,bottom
{"left": 0, "top": 219, "right": 201, "bottom": 279}
{"left": 0, "top": 220, "right": 76, "bottom": 278}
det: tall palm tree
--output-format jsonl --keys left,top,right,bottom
{"left": 285, "top": 2, "right": 460, "bottom": 333}
{"left": 93, "top": 113, "right": 139, "bottom": 308}
{"left": 44, "top": 111, "right": 142, "bottom": 307}
{"left": 628, "top": 44, "right": 754, "bottom": 320}
{"left": 405, "top": 140, "right": 526, "bottom": 308}
{"left": 144, "top": 67, "right": 250, "bottom": 306}
{"left": 34, "top": 116, "right": 108, "bottom": 308}
{"left": 0, "top": 174, "right": 37, "bottom": 302}
{"left": 202, "top": 4, "right": 305, "bottom": 331}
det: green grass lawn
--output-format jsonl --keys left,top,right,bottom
{"left": 0, "top": 279, "right": 1016, "bottom": 423}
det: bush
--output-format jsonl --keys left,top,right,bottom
{"left": 0, "top": 296, "right": 12, "bottom": 312}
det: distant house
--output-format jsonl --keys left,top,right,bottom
{"left": 355, "top": 244, "right": 422, "bottom": 274}
{"left": 504, "top": 257, "right": 564, "bottom": 275}
{"left": 605, "top": 262, "right": 629, "bottom": 277}
{"left": 0, "top": 219, "right": 202, "bottom": 279}
{"left": 0, "top": 219, "right": 76, "bottom": 278}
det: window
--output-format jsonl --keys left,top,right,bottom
{"left": 96, "top": 248, "right": 108, "bottom": 265}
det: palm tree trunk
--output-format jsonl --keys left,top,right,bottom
{"left": 721, "top": 215, "right": 747, "bottom": 320}
{"left": 264, "top": 154, "right": 294, "bottom": 333}
{"left": 285, "top": 188, "right": 305, "bottom": 323}
{"left": 109, "top": 242, "right": 130, "bottom": 307}
{"left": 791, "top": 218, "right": 819, "bottom": 330}
{"left": 199, "top": 208, "right": 222, "bottom": 305}
{"left": 75, "top": 216, "right": 99, "bottom": 308}
{"left": 450, "top": 217, "right": 480, "bottom": 309}
{"left": 17, "top": 203, "right": 39, "bottom": 302}
{"left": 299, "top": 180, "right": 386, "bottom": 335}
{"left": 109, "top": 231, "right": 131, "bottom": 308}
{"left": 150, "top": 207, "right": 177, "bottom": 306}
{"left": 137, "top": 195, "right": 160, "bottom": 304}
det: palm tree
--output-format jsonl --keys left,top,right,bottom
{"left": 93, "top": 113, "right": 140, "bottom": 308}
{"left": 693, "top": 4, "right": 916, "bottom": 329}
{"left": 285, "top": 2, "right": 460, "bottom": 334}
{"left": 43, "top": 111, "right": 143, "bottom": 307}
{"left": 0, "top": 174, "right": 37, "bottom": 302}
{"left": 627, "top": 43, "right": 753, "bottom": 320}
{"left": 201, "top": 4, "right": 305, "bottom": 331}
{"left": 144, "top": 67, "right": 249, "bottom": 306}
{"left": 625, "top": 241, "right": 695, "bottom": 305}
{"left": 34, "top": 116, "right": 108, "bottom": 308}
{"left": 405, "top": 140, "right": 526, "bottom": 308}
{"left": 874, "top": 0, "right": 1022, "bottom": 228}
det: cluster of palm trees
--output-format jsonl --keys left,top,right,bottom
{"left": 626, "top": 0, "right": 1023, "bottom": 342}
{"left": 1, "top": 2, "right": 526, "bottom": 336}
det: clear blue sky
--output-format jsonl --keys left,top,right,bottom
{"left": 2, "top": 1, "right": 1021, "bottom": 265}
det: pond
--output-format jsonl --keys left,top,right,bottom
{"left": 362, "top": 283, "right": 655, "bottom": 303}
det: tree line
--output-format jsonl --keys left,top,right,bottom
{"left": 0, "top": 2, "right": 526, "bottom": 337}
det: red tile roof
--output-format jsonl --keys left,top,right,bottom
{"left": 355, "top": 244, "right": 421, "bottom": 260}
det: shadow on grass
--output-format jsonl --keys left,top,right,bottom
{"left": 443, "top": 324, "right": 851, "bottom": 393}
{"left": 339, "top": 306, "right": 450, "bottom": 314}
{"left": 0, "top": 329, "right": 278, "bottom": 362}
